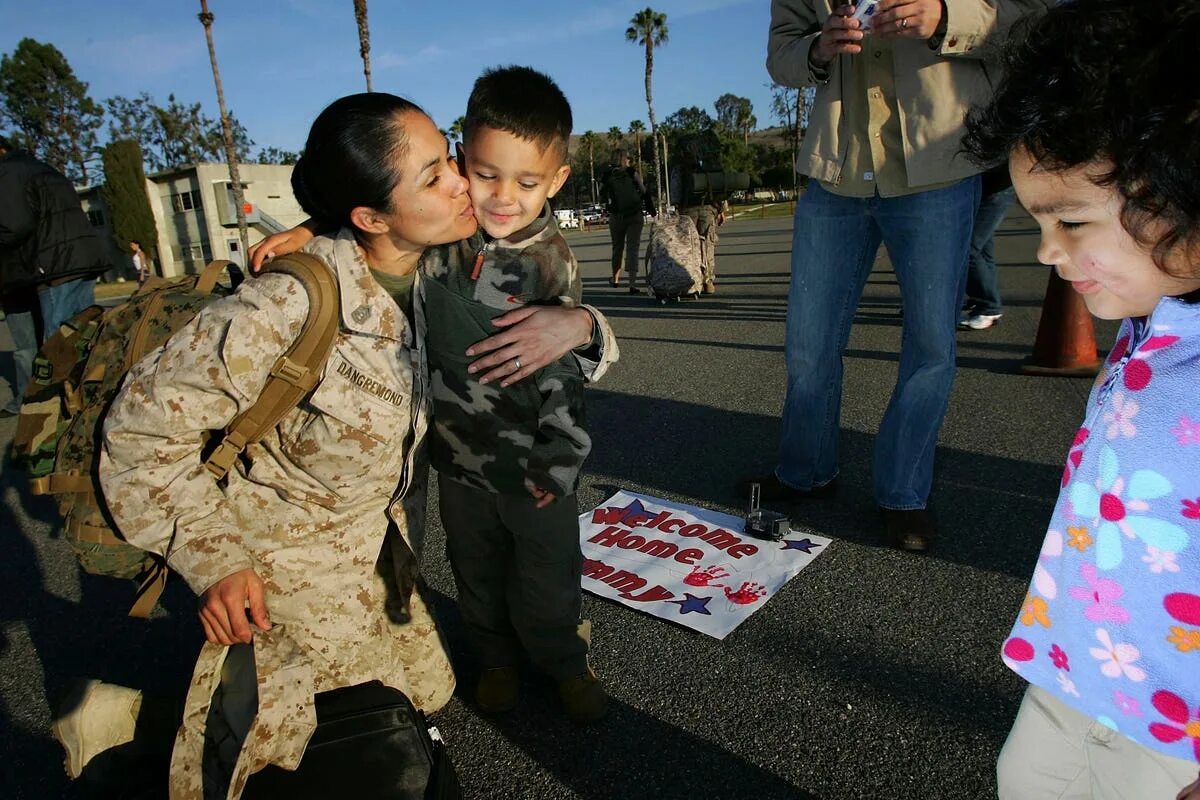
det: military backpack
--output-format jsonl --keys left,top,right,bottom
{"left": 12, "top": 254, "right": 341, "bottom": 617}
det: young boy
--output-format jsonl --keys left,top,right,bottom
{"left": 963, "top": 2, "right": 1200, "bottom": 797}
{"left": 419, "top": 65, "right": 606, "bottom": 722}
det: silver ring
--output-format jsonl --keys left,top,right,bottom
{"left": 513, "top": 357, "right": 521, "bottom": 370}
{"left": 900, "top": 16, "right": 909, "bottom": 28}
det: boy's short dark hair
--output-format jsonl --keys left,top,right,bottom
{"left": 963, "top": 0, "right": 1200, "bottom": 274}
{"left": 463, "top": 66, "right": 572, "bottom": 163}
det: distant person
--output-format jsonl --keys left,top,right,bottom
{"left": 759, "top": 0, "right": 1050, "bottom": 552}
{"left": 0, "top": 134, "right": 110, "bottom": 340}
{"left": 964, "top": 2, "right": 1200, "bottom": 796}
{"left": 0, "top": 287, "right": 38, "bottom": 418}
{"left": 600, "top": 148, "right": 649, "bottom": 292}
{"left": 670, "top": 136, "right": 725, "bottom": 295}
{"left": 959, "top": 166, "right": 1016, "bottom": 330}
{"left": 130, "top": 239, "right": 152, "bottom": 285}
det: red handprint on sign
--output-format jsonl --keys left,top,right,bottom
{"left": 724, "top": 582, "right": 767, "bottom": 605}
{"left": 684, "top": 565, "right": 729, "bottom": 587}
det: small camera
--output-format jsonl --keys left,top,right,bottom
{"left": 852, "top": 0, "right": 879, "bottom": 28}
{"left": 743, "top": 483, "right": 790, "bottom": 541}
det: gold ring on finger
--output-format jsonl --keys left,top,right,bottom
{"left": 513, "top": 357, "right": 521, "bottom": 370}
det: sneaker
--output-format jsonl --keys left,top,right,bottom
{"left": 880, "top": 507, "right": 936, "bottom": 553}
{"left": 735, "top": 474, "right": 838, "bottom": 503}
{"left": 558, "top": 669, "right": 608, "bottom": 723}
{"left": 52, "top": 680, "right": 142, "bottom": 778}
{"left": 475, "top": 666, "right": 519, "bottom": 714}
{"left": 958, "top": 312, "right": 1002, "bottom": 330}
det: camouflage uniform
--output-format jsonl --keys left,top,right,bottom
{"left": 420, "top": 203, "right": 612, "bottom": 679}
{"left": 682, "top": 204, "right": 720, "bottom": 292}
{"left": 99, "top": 230, "right": 454, "bottom": 799}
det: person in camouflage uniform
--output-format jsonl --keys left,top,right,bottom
{"left": 84, "top": 93, "right": 617, "bottom": 798}
{"left": 670, "top": 134, "right": 726, "bottom": 295}
{"left": 426, "top": 66, "right": 613, "bottom": 722}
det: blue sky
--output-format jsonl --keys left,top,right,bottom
{"left": 1, "top": 0, "right": 780, "bottom": 154}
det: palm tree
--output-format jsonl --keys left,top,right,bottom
{"left": 353, "top": 0, "right": 372, "bottom": 92}
{"left": 579, "top": 131, "right": 600, "bottom": 205}
{"left": 626, "top": 8, "right": 668, "bottom": 212}
{"left": 448, "top": 116, "right": 465, "bottom": 143}
{"left": 198, "top": 0, "right": 249, "bottom": 263}
{"left": 607, "top": 126, "right": 624, "bottom": 157}
{"left": 629, "top": 119, "right": 645, "bottom": 171}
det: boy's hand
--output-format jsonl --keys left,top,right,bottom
{"left": 199, "top": 568, "right": 271, "bottom": 645}
{"left": 1178, "top": 773, "right": 1200, "bottom": 800}
{"left": 248, "top": 221, "right": 318, "bottom": 273}
{"left": 528, "top": 484, "right": 557, "bottom": 509}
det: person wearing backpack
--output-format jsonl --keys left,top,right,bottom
{"left": 599, "top": 149, "right": 649, "bottom": 292}
{"left": 52, "top": 93, "right": 617, "bottom": 799}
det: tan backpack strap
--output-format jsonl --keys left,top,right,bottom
{"left": 66, "top": 517, "right": 127, "bottom": 546}
{"left": 29, "top": 472, "right": 94, "bottom": 496}
{"left": 196, "top": 259, "right": 236, "bottom": 295}
{"left": 205, "top": 252, "right": 340, "bottom": 479}
{"left": 129, "top": 561, "right": 168, "bottom": 619}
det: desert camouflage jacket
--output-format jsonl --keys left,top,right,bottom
{"left": 420, "top": 203, "right": 594, "bottom": 497}
{"left": 99, "top": 230, "right": 454, "bottom": 799}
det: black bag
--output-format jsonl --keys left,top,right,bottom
{"left": 603, "top": 166, "right": 644, "bottom": 216}
{"left": 241, "top": 681, "right": 460, "bottom": 800}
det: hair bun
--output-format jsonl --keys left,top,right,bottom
{"left": 291, "top": 155, "right": 333, "bottom": 227}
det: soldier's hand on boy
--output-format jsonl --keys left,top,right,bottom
{"left": 199, "top": 568, "right": 272, "bottom": 645}
{"left": 528, "top": 484, "right": 557, "bottom": 509}
{"left": 466, "top": 304, "right": 595, "bottom": 387}
{"left": 1178, "top": 773, "right": 1200, "bottom": 800}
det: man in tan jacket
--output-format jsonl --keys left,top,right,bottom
{"left": 753, "top": 0, "right": 1050, "bottom": 551}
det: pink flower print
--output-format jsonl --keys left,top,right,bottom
{"left": 1089, "top": 628, "right": 1147, "bottom": 681}
{"left": 1049, "top": 644, "right": 1070, "bottom": 670}
{"left": 1068, "top": 445, "right": 1188, "bottom": 570}
{"left": 1032, "top": 530, "right": 1063, "bottom": 599}
{"left": 1107, "top": 335, "right": 1130, "bottom": 365}
{"left": 1069, "top": 563, "right": 1130, "bottom": 623}
{"left": 1056, "top": 671, "right": 1080, "bottom": 698}
{"left": 1141, "top": 546, "right": 1180, "bottom": 574}
{"left": 1182, "top": 499, "right": 1200, "bottom": 521}
{"left": 1102, "top": 392, "right": 1138, "bottom": 439}
{"left": 1062, "top": 427, "right": 1090, "bottom": 488}
{"left": 1147, "top": 690, "right": 1200, "bottom": 761}
{"left": 1002, "top": 637, "right": 1035, "bottom": 673}
{"left": 1113, "top": 690, "right": 1142, "bottom": 717}
{"left": 1173, "top": 417, "right": 1200, "bottom": 446}
{"left": 1122, "top": 334, "right": 1179, "bottom": 392}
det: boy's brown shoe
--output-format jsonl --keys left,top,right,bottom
{"left": 557, "top": 669, "right": 608, "bottom": 723}
{"left": 475, "top": 666, "right": 519, "bottom": 714}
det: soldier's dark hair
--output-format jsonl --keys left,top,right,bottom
{"left": 963, "top": 0, "right": 1200, "bottom": 275}
{"left": 292, "top": 92, "right": 422, "bottom": 231}
{"left": 463, "top": 66, "right": 572, "bottom": 164}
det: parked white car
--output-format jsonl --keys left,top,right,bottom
{"left": 553, "top": 209, "right": 579, "bottom": 229}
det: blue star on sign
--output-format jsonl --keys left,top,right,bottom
{"left": 782, "top": 538, "right": 821, "bottom": 553}
{"left": 667, "top": 593, "right": 713, "bottom": 615}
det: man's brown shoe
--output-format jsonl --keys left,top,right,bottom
{"left": 880, "top": 508, "right": 935, "bottom": 553}
{"left": 475, "top": 666, "right": 519, "bottom": 714}
{"left": 558, "top": 669, "right": 608, "bottom": 723}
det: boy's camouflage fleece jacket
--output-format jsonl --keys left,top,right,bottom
{"left": 420, "top": 203, "right": 591, "bottom": 498}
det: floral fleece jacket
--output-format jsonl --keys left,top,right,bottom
{"left": 1002, "top": 296, "right": 1200, "bottom": 764}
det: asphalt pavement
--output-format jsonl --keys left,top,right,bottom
{"left": 0, "top": 207, "right": 1119, "bottom": 799}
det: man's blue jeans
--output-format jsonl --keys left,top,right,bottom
{"left": 38, "top": 278, "right": 95, "bottom": 342}
{"left": 965, "top": 185, "right": 1016, "bottom": 316}
{"left": 3, "top": 310, "right": 37, "bottom": 414}
{"left": 777, "top": 178, "right": 980, "bottom": 509}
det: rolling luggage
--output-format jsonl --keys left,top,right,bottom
{"left": 645, "top": 214, "right": 703, "bottom": 303}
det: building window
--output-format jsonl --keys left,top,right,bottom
{"left": 170, "top": 189, "right": 203, "bottom": 214}
{"left": 86, "top": 209, "right": 104, "bottom": 227}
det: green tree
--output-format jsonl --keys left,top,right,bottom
{"left": 448, "top": 115, "right": 465, "bottom": 144}
{"left": 714, "top": 93, "right": 755, "bottom": 144}
{"left": 256, "top": 146, "right": 299, "bottom": 165}
{"left": 626, "top": 8, "right": 667, "bottom": 210}
{"left": 199, "top": 0, "right": 249, "bottom": 261}
{"left": 628, "top": 119, "right": 645, "bottom": 171}
{"left": 606, "top": 125, "right": 624, "bottom": 158}
{"left": 353, "top": 0, "right": 372, "bottom": 92}
{"left": 579, "top": 130, "right": 600, "bottom": 205}
{"left": 107, "top": 92, "right": 251, "bottom": 173}
{"left": 770, "top": 83, "right": 805, "bottom": 192}
{"left": 0, "top": 38, "right": 104, "bottom": 183}
{"left": 100, "top": 139, "right": 159, "bottom": 268}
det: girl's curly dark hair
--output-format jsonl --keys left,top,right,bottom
{"left": 963, "top": 0, "right": 1200, "bottom": 276}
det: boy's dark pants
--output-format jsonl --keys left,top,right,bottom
{"left": 438, "top": 477, "right": 589, "bottom": 681}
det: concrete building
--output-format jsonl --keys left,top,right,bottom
{"left": 78, "top": 162, "right": 304, "bottom": 280}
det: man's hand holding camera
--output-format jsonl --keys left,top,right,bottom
{"left": 811, "top": 1, "right": 948, "bottom": 69}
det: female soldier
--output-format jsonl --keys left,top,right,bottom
{"left": 64, "top": 93, "right": 615, "bottom": 799}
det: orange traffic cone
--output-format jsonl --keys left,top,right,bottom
{"left": 1021, "top": 271, "right": 1103, "bottom": 376}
